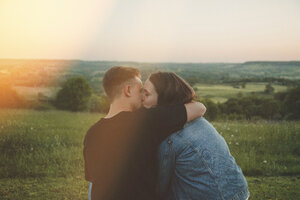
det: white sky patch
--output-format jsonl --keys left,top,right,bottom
{"left": 0, "top": 0, "right": 299, "bottom": 62}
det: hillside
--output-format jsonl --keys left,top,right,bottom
{"left": 1, "top": 59, "right": 299, "bottom": 94}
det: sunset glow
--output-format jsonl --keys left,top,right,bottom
{"left": 0, "top": 0, "right": 299, "bottom": 62}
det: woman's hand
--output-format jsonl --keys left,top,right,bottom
{"left": 184, "top": 102, "right": 206, "bottom": 122}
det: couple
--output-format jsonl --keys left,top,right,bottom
{"left": 83, "top": 66, "right": 249, "bottom": 200}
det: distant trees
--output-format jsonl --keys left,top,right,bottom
{"left": 2, "top": 70, "right": 299, "bottom": 120}
{"left": 264, "top": 83, "right": 275, "bottom": 94}
{"left": 54, "top": 77, "right": 92, "bottom": 111}
{"left": 210, "top": 96, "right": 275, "bottom": 120}
{"left": 53, "top": 76, "right": 112, "bottom": 112}
{"left": 200, "top": 98, "right": 219, "bottom": 121}
{"left": 241, "top": 82, "right": 246, "bottom": 88}
{"left": 87, "top": 94, "right": 110, "bottom": 113}
{"left": 51, "top": 77, "right": 300, "bottom": 119}
{"left": 275, "top": 87, "right": 300, "bottom": 120}
{"left": 0, "top": 83, "right": 25, "bottom": 108}
{"left": 223, "top": 77, "right": 300, "bottom": 87}
{"left": 231, "top": 82, "right": 246, "bottom": 89}
{"left": 260, "top": 99, "right": 280, "bottom": 119}
{"left": 199, "top": 86, "right": 300, "bottom": 121}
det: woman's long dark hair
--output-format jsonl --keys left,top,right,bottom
{"left": 149, "top": 72, "right": 196, "bottom": 106}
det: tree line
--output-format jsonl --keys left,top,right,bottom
{"left": 200, "top": 86, "right": 300, "bottom": 121}
{"left": 1, "top": 76, "right": 300, "bottom": 121}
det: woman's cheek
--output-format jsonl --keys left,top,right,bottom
{"left": 148, "top": 98, "right": 156, "bottom": 108}
{"left": 142, "top": 98, "right": 150, "bottom": 108}
{"left": 143, "top": 97, "right": 154, "bottom": 108}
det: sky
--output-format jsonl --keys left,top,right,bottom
{"left": 0, "top": 0, "right": 300, "bottom": 62}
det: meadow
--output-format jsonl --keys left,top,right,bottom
{"left": 195, "top": 83, "right": 288, "bottom": 103}
{"left": 13, "top": 86, "right": 59, "bottom": 101}
{"left": 0, "top": 109, "right": 299, "bottom": 199}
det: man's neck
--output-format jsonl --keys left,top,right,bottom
{"left": 105, "top": 100, "right": 133, "bottom": 119}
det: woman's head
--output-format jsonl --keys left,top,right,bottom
{"left": 143, "top": 72, "right": 196, "bottom": 108}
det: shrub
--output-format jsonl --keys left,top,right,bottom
{"left": 54, "top": 77, "right": 92, "bottom": 111}
{"left": 87, "top": 94, "right": 110, "bottom": 113}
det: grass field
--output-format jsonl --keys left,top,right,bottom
{"left": 13, "top": 86, "right": 59, "bottom": 100}
{"left": 195, "top": 83, "right": 287, "bottom": 103}
{"left": 0, "top": 109, "right": 299, "bottom": 199}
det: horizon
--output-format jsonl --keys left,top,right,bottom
{"left": 0, "top": 58, "right": 300, "bottom": 64}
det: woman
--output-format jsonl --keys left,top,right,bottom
{"left": 143, "top": 72, "right": 249, "bottom": 200}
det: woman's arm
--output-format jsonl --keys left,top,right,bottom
{"left": 139, "top": 102, "right": 206, "bottom": 143}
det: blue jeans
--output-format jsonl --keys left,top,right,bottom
{"left": 88, "top": 182, "right": 92, "bottom": 200}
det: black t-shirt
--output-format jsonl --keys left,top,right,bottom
{"left": 83, "top": 105, "right": 187, "bottom": 200}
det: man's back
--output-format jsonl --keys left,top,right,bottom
{"left": 84, "top": 106, "right": 187, "bottom": 200}
{"left": 84, "top": 112, "right": 148, "bottom": 199}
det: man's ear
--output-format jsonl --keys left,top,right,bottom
{"left": 123, "top": 85, "right": 131, "bottom": 97}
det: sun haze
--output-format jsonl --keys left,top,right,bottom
{"left": 0, "top": 0, "right": 299, "bottom": 62}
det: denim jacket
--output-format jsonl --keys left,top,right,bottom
{"left": 157, "top": 118, "right": 249, "bottom": 200}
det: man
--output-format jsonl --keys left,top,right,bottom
{"left": 83, "top": 66, "right": 206, "bottom": 200}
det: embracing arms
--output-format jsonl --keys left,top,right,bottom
{"left": 141, "top": 101, "right": 206, "bottom": 142}
{"left": 185, "top": 101, "right": 206, "bottom": 122}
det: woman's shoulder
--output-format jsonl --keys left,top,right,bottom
{"left": 184, "top": 117, "right": 208, "bottom": 128}
{"left": 169, "top": 117, "right": 214, "bottom": 141}
{"left": 178, "top": 117, "right": 217, "bottom": 137}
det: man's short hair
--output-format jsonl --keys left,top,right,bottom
{"left": 102, "top": 66, "right": 141, "bottom": 101}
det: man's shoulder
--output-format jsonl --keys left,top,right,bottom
{"left": 84, "top": 120, "right": 102, "bottom": 141}
{"left": 87, "top": 120, "right": 101, "bottom": 133}
{"left": 84, "top": 111, "right": 143, "bottom": 137}
{"left": 130, "top": 107, "right": 153, "bottom": 120}
{"left": 132, "top": 107, "right": 148, "bottom": 115}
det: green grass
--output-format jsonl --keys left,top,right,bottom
{"left": 0, "top": 109, "right": 299, "bottom": 199}
{"left": 195, "top": 83, "right": 287, "bottom": 103}
{"left": 247, "top": 176, "right": 300, "bottom": 200}
{"left": 212, "top": 121, "right": 300, "bottom": 176}
{"left": 0, "top": 176, "right": 299, "bottom": 200}
{"left": 0, "top": 177, "right": 88, "bottom": 200}
{"left": 0, "top": 109, "right": 100, "bottom": 179}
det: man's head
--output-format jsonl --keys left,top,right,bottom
{"left": 102, "top": 66, "right": 143, "bottom": 110}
